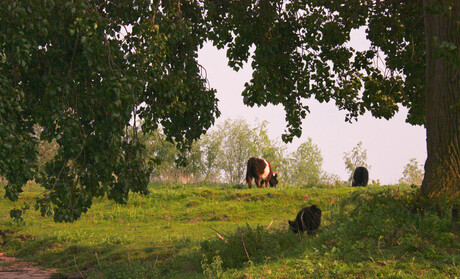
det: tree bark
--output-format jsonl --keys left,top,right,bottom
{"left": 421, "top": 0, "right": 460, "bottom": 198}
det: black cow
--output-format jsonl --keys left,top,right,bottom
{"left": 245, "top": 157, "right": 278, "bottom": 188}
{"left": 352, "top": 166, "right": 369, "bottom": 186}
{"left": 288, "top": 205, "right": 322, "bottom": 235}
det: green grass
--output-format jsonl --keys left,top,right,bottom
{"left": 0, "top": 182, "right": 458, "bottom": 278}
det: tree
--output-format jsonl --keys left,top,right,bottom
{"left": 399, "top": 158, "right": 424, "bottom": 186}
{"left": 287, "top": 138, "right": 324, "bottom": 186}
{"left": 205, "top": 0, "right": 458, "bottom": 198}
{"left": 179, "top": 140, "right": 207, "bottom": 183}
{"left": 34, "top": 125, "right": 59, "bottom": 175}
{"left": 140, "top": 129, "right": 178, "bottom": 181}
{"left": 215, "top": 119, "right": 256, "bottom": 184}
{"left": 141, "top": 119, "right": 287, "bottom": 184}
{"left": 130, "top": 126, "right": 206, "bottom": 183}
{"left": 1, "top": 0, "right": 219, "bottom": 222}
{"left": 196, "top": 118, "right": 288, "bottom": 184}
{"left": 421, "top": 0, "right": 459, "bottom": 198}
{"left": 199, "top": 129, "right": 224, "bottom": 182}
{"left": 343, "top": 141, "right": 370, "bottom": 183}
{"left": 1, "top": 0, "right": 458, "bottom": 221}
{"left": 249, "top": 120, "right": 288, "bottom": 179}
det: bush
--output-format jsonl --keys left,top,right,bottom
{"left": 334, "top": 187, "right": 458, "bottom": 252}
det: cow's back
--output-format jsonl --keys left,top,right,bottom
{"left": 247, "top": 157, "right": 270, "bottom": 179}
{"left": 352, "top": 167, "right": 369, "bottom": 186}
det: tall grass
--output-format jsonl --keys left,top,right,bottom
{"left": 0, "top": 182, "right": 458, "bottom": 278}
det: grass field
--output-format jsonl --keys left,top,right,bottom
{"left": 0, "top": 182, "right": 458, "bottom": 278}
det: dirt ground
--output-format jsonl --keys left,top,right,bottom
{"left": 0, "top": 253, "right": 57, "bottom": 279}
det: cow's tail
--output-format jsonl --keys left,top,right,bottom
{"left": 245, "top": 159, "right": 252, "bottom": 183}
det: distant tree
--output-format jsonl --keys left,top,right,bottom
{"left": 210, "top": 118, "right": 288, "bottom": 184}
{"left": 139, "top": 128, "right": 204, "bottom": 183}
{"left": 215, "top": 119, "right": 254, "bottom": 184}
{"left": 198, "top": 130, "right": 223, "bottom": 182}
{"left": 34, "top": 125, "right": 59, "bottom": 175}
{"left": 399, "top": 158, "right": 424, "bottom": 186}
{"left": 287, "top": 138, "right": 324, "bottom": 186}
{"left": 132, "top": 119, "right": 287, "bottom": 184}
{"left": 251, "top": 121, "right": 276, "bottom": 159}
{"left": 249, "top": 120, "right": 288, "bottom": 180}
{"left": 181, "top": 141, "right": 206, "bottom": 182}
{"left": 135, "top": 129, "right": 175, "bottom": 181}
{"left": 343, "top": 141, "right": 370, "bottom": 184}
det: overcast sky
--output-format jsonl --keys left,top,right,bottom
{"left": 197, "top": 29, "right": 427, "bottom": 185}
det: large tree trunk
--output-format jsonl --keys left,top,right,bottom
{"left": 421, "top": 0, "right": 460, "bottom": 198}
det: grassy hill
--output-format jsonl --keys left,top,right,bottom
{"left": 0, "top": 182, "right": 458, "bottom": 278}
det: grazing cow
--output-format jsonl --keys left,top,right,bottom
{"left": 245, "top": 157, "right": 278, "bottom": 188}
{"left": 288, "top": 205, "right": 322, "bottom": 235}
{"left": 352, "top": 166, "right": 369, "bottom": 186}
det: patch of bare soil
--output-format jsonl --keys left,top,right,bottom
{"left": 0, "top": 252, "right": 57, "bottom": 279}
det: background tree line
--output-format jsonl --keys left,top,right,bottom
{"left": 32, "top": 118, "right": 423, "bottom": 187}
{"left": 130, "top": 119, "right": 425, "bottom": 187}
{"left": 134, "top": 118, "right": 329, "bottom": 186}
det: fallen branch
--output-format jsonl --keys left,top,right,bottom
{"left": 208, "top": 226, "right": 229, "bottom": 242}
{"left": 265, "top": 220, "right": 274, "bottom": 231}
{"left": 208, "top": 226, "right": 226, "bottom": 236}
{"left": 216, "top": 232, "right": 227, "bottom": 243}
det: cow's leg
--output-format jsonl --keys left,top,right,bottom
{"left": 255, "top": 178, "right": 261, "bottom": 188}
{"left": 261, "top": 179, "right": 267, "bottom": 188}
{"left": 247, "top": 177, "right": 252, "bottom": 188}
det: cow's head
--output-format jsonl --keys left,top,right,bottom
{"left": 288, "top": 219, "right": 300, "bottom": 233}
{"left": 269, "top": 172, "right": 279, "bottom": 187}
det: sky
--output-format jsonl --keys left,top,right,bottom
{"left": 197, "top": 29, "right": 427, "bottom": 185}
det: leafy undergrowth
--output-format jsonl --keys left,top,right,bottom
{"left": 0, "top": 182, "right": 458, "bottom": 278}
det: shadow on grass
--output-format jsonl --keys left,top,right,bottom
{"left": 8, "top": 234, "right": 207, "bottom": 278}
{"left": 200, "top": 224, "right": 314, "bottom": 269}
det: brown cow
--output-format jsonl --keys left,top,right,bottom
{"left": 245, "top": 157, "right": 278, "bottom": 188}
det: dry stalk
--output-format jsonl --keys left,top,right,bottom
{"left": 153, "top": 253, "right": 160, "bottom": 269}
{"left": 241, "top": 234, "right": 251, "bottom": 262}
{"left": 74, "top": 254, "right": 85, "bottom": 279}
{"left": 94, "top": 251, "right": 102, "bottom": 270}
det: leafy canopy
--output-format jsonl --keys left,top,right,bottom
{"left": 206, "top": 0, "right": 425, "bottom": 142}
{"left": 1, "top": 0, "right": 427, "bottom": 221}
